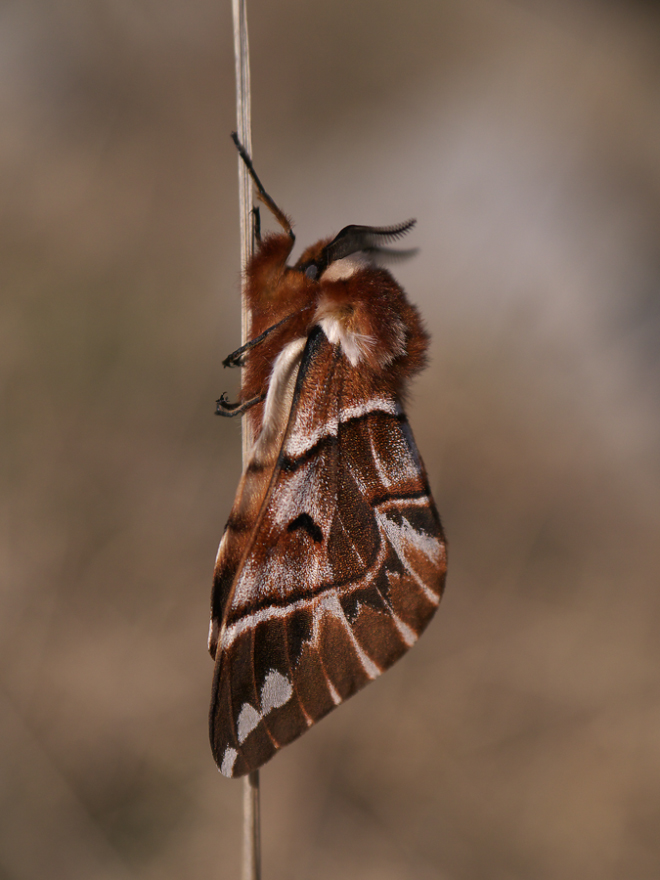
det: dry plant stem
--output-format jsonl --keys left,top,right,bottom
{"left": 243, "top": 771, "right": 261, "bottom": 880}
{"left": 231, "top": 1, "right": 261, "bottom": 879}
{"left": 232, "top": 0, "right": 253, "bottom": 420}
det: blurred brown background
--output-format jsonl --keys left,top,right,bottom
{"left": 2, "top": 0, "right": 660, "bottom": 877}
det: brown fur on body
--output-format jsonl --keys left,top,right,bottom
{"left": 241, "top": 231, "right": 429, "bottom": 439}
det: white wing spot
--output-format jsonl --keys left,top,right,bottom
{"left": 231, "top": 671, "right": 294, "bottom": 756}
{"left": 221, "top": 747, "right": 238, "bottom": 777}
{"left": 237, "top": 703, "right": 261, "bottom": 744}
{"left": 260, "top": 670, "right": 293, "bottom": 714}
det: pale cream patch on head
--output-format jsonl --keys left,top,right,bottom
{"left": 320, "top": 253, "right": 370, "bottom": 282}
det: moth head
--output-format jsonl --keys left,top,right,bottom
{"left": 294, "top": 219, "right": 417, "bottom": 283}
{"left": 293, "top": 239, "right": 332, "bottom": 283}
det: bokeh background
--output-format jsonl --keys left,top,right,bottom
{"left": 3, "top": 0, "right": 660, "bottom": 877}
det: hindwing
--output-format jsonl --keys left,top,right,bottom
{"left": 209, "top": 326, "right": 447, "bottom": 777}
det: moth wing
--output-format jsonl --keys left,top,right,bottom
{"left": 210, "top": 326, "right": 447, "bottom": 777}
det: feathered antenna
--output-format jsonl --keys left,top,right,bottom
{"left": 322, "top": 219, "right": 417, "bottom": 264}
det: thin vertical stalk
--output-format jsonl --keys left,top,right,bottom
{"left": 232, "top": 0, "right": 253, "bottom": 455}
{"left": 231, "top": 1, "right": 261, "bottom": 879}
{"left": 242, "top": 770, "right": 261, "bottom": 880}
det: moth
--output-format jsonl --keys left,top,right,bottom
{"left": 209, "top": 134, "right": 447, "bottom": 778}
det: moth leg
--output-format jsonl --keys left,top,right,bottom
{"left": 252, "top": 206, "right": 261, "bottom": 247}
{"left": 231, "top": 132, "right": 294, "bottom": 242}
{"left": 222, "top": 349, "right": 248, "bottom": 369}
{"left": 215, "top": 392, "right": 266, "bottom": 417}
{"left": 222, "top": 311, "right": 306, "bottom": 368}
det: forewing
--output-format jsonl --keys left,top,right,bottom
{"left": 210, "top": 326, "right": 447, "bottom": 777}
{"left": 209, "top": 336, "right": 306, "bottom": 658}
